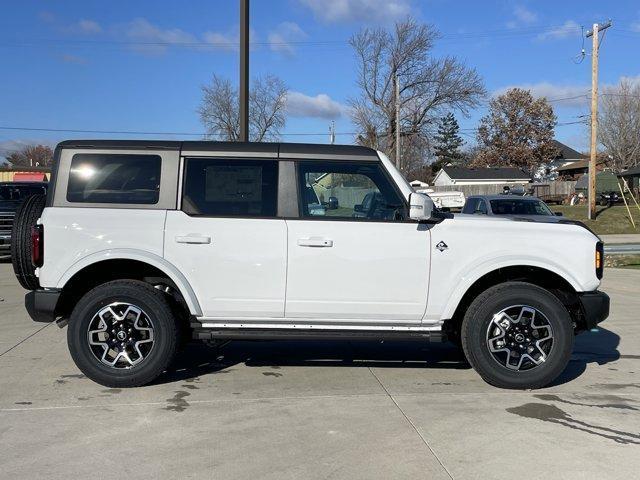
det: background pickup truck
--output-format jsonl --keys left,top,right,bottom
{"left": 0, "top": 182, "right": 48, "bottom": 256}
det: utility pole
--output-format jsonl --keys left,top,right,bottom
{"left": 239, "top": 0, "right": 250, "bottom": 142}
{"left": 586, "top": 20, "right": 612, "bottom": 220}
{"left": 329, "top": 120, "right": 335, "bottom": 145}
{"left": 395, "top": 73, "right": 400, "bottom": 169}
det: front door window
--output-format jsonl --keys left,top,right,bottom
{"left": 297, "top": 162, "right": 406, "bottom": 221}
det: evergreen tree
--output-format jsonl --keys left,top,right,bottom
{"left": 431, "top": 113, "right": 464, "bottom": 174}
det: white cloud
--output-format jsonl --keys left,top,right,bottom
{"left": 619, "top": 75, "right": 640, "bottom": 86}
{"left": 493, "top": 82, "right": 589, "bottom": 107}
{"left": 268, "top": 22, "right": 308, "bottom": 55}
{"left": 286, "top": 92, "right": 347, "bottom": 119}
{"left": 37, "top": 12, "right": 102, "bottom": 35}
{"left": 506, "top": 5, "right": 537, "bottom": 28}
{"left": 119, "top": 18, "right": 196, "bottom": 55}
{"left": 493, "top": 76, "right": 640, "bottom": 107}
{"left": 298, "top": 0, "right": 412, "bottom": 23}
{"left": 513, "top": 5, "right": 537, "bottom": 24}
{"left": 201, "top": 30, "right": 238, "bottom": 52}
{"left": 75, "top": 19, "right": 102, "bottom": 34}
{"left": 201, "top": 27, "right": 259, "bottom": 52}
{"left": 537, "top": 20, "right": 581, "bottom": 40}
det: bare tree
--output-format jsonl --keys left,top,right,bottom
{"left": 473, "top": 88, "right": 558, "bottom": 175}
{"left": 599, "top": 79, "right": 640, "bottom": 172}
{"left": 6, "top": 144, "right": 54, "bottom": 167}
{"left": 350, "top": 18, "right": 485, "bottom": 173}
{"left": 199, "top": 74, "right": 287, "bottom": 142}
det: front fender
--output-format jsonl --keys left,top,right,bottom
{"left": 56, "top": 248, "right": 203, "bottom": 316}
{"left": 438, "top": 256, "right": 583, "bottom": 322}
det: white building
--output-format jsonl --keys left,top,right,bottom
{"left": 433, "top": 166, "right": 531, "bottom": 186}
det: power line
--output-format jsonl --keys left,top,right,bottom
{"left": 0, "top": 120, "right": 586, "bottom": 139}
{"left": 0, "top": 22, "right": 592, "bottom": 50}
{"left": 0, "top": 125, "right": 362, "bottom": 137}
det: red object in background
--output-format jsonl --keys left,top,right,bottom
{"left": 13, "top": 173, "right": 48, "bottom": 182}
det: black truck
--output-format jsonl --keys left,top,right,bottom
{"left": 0, "top": 182, "right": 48, "bottom": 257}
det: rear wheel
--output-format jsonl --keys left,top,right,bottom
{"left": 67, "top": 280, "right": 178, "bottom": 387}
{"left": 11, "top": 193, "right": 46, "bottom": 290}
{"left": 461, "top": 282, "right": 573, "bottom": 389}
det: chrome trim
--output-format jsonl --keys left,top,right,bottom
{"left": 197, "top": 321, "right": 440, "bottom": 331}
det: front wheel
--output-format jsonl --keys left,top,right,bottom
{"left": 461, "top": 282, "right": 573, "bottom": 389}
{"left": 67, "top": 280, "right": 178, "bottom": 387}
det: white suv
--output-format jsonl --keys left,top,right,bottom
{"left": 13, "top": 140, "right": 609, "bottom": 389}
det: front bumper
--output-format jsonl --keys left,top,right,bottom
{"left": 577, "top": 290, "right": 610, "bottom": 329}
{"left": 25, "top": 289, "right": 61, "bottom": 323}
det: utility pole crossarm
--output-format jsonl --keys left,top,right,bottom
{"left": 585, "top": 20, "right": 612, "bottom": 37}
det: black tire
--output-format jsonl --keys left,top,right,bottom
{"left": 461, "top": 281, "right": 573, "bottom": 389}
{"left": 11, "top": 193, "right": 46, "bottom": 290}
{"left": 67, "top": 280, "right": 178, "bottom": 387}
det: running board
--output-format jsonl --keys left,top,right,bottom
{"left": 192, "top": 327, "right": 443, "bottom": 342}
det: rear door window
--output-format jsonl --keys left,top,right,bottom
{"left": 67, "top": 154, "right": 161, "bottom": 204}
{"left": 182, "top": 158, "right": 278, "bottom": 217}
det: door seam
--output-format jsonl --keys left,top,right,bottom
{"left": 283, "top": 219, "right": 289, "bottom": 318}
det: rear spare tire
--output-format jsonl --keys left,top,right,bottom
{"left": 11, "top": 193, "right": 46, "bottom": 290}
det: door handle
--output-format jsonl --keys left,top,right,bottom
{"left": 175, "top": 234, "right": 211, "bottom": 244}
{"left": 297, "top": 237, "right": 333, "bottom": 247}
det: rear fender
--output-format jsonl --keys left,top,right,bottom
{"left": 56, "top": 248, "right": 202, "bottom": 316}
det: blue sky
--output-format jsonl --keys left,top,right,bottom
{"left": 1, "top": 0, "right": 640, "bottom": 162}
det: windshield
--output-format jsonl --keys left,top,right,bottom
{"left": 489, "top": 198, "right": 553, "bottom": 216}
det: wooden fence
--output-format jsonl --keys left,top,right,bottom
{"left": 429, "top": 181, "right": 577, "bottom": 198}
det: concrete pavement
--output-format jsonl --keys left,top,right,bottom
{"left": 1, "top": 262, "right": 639, "bottom": 479}
{"left": 601, "top": 234, "right": 640, "bottom": 244}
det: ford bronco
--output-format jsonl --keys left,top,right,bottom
{"left": 12, "top": 140, "right": 609, "bottom": 388}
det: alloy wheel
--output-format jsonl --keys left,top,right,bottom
{"left": 485, "top": 305, "right": 554, "bottom": 371}
{"left": 87, "top": 302, "right": 155, "bottom": 368}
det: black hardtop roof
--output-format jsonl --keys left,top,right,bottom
{"left": 56, "top": 140, "right": 379, "bottom": 160}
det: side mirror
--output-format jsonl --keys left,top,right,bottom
{"left": 554, "top": 212, "right": 563, "bottom": 216}
{"left": 409, "top": 192, "right": 436, "bottom": 221}
{"left": 328, "top": 196, "right": 339, "bottom": 210}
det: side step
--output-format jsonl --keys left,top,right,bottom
{"left": 192, "top": 327, "right": 444, "bottom": 342}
